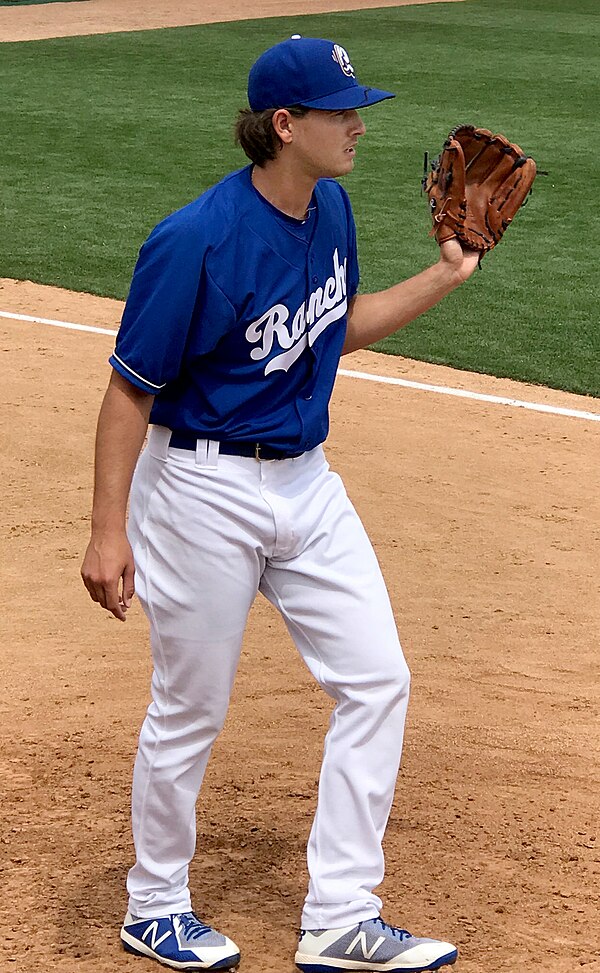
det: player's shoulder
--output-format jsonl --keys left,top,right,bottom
{"left": 317, "top": 177, "right": 352, "bottom": 200}
{"left": 315, "top": 177, "right": 354, "bottom": 215}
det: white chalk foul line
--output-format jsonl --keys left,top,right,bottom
{"left": 0, "top": 309, "right": 118, "bottom": 337}
{"left": 2, "top": 308, "right": 600, "bottom": 423}
{"left": 338, "top": 369, "right": 600, "bottom": 423}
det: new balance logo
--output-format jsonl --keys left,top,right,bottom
{"left": 346, "top": 932, "right": 386, "bottom": 960}
{"left": 141, "top": 920, "right": 172, "bottom": 951}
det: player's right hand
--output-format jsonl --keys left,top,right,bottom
{"left": 81, "top": 532, "right": 136, "bottom": 622}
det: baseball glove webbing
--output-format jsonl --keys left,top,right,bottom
{"left": 422, "top": 124, "right": 538, "bottom": 257}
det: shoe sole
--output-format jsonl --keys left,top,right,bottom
{"left": 122, "top": 936, "right": 240, "bottom": 970}
{"left": 295, "top": 947, "right": 458, "bottom": 973}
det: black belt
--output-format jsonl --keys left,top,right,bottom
{"left": 168, "top": 432, "right": 304, "bottom": 461}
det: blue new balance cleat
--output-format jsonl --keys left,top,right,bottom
{"left": 120, "top": 910, "right": 240, "bottom": 970}
{"left": 295, "top": 917, "right": 458, "bottom": 972}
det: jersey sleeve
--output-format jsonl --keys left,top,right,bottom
{"left": 337, "top": 183, "right": 360, "bottom": 301}
{"left": 346, "top": 214, "right": 359, "bottom": 301}
{"left": 110, "top": 213, "right": 235, "bottom": 394}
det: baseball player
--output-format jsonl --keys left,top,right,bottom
{"left": 81, "top": 36, "right": 478, "bottom": 972}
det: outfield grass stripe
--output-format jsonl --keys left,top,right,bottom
{"left": 2, "top": 308, "right": 599, "bottom": 423}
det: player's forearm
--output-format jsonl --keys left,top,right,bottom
{"left": 342, "top": 257, "right": 464, "bottom": 355}
{"left": 90, "top": 371, "right": 154, "bottom": 534}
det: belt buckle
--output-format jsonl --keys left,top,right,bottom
{"left": 255, "top": 443, "right": 261, "bottom": 461}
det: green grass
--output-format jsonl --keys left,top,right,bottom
{"left": 0, "top": 0, "right": 598, "bottom": 394}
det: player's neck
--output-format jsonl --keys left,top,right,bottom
{"left": 251, "top": 163, "right": 316, "bottom": 221}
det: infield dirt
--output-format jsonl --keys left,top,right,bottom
{"left": 0, "top": 0, "right": 466, "bottom": 42}
{"left": 1, "top": 2, "right": 599, "bottom": 973}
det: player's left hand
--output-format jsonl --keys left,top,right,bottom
{"left": 438, "top": 237, "right": 480, "bottom": 284}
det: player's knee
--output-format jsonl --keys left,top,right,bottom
{"left": 377, "top": 645, "right": 410, "bottom": 691}
{"left": 155, "top": 690, "right": 231, "bottom": 740}
{"left": 384, "top": 656, "right": 411, "bottom": 705}
{"left": 397, "top": 656, "right": 411, "bottom": 695}
{"left": 194, "top": 697, "right": 231, "bottom": 737}
{"left": 348, "top": 654, "right": 410, "bottom": 709}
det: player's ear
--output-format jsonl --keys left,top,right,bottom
{"left": 271, "top": 109, "right": 295, "bottom": 144}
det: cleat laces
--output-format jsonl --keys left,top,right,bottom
{"left": 178, "top": 912, "right": 214, "bottom": 941}
{"left": 371, "top": 918, "right": 413, "bottom": 941}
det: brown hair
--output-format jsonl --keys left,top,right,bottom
{"left": 234, "top": 105, "right": 311, "bottom": 167}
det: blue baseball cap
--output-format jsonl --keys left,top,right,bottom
{"left": 248, "top": 36, "right": 395, "bottom": 112}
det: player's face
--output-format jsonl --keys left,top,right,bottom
{"left": 289, "top": 109, "right": 367, "bottom": 178}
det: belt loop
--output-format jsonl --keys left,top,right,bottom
{"left": 206, "top": 440, "right": 220, "bottom": 468}
{"left": 194, "top": 439, "right": 209, "bottom": 467}
{"left": 194, "top": 439, "right": 219, "bottom": 469}
{"left": 149, "top": 425, "right": 170, "bottom": 461}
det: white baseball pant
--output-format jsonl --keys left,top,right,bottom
{"left": 126, "top": 425, "right": 410, "bottom": 930}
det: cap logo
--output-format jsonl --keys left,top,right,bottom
{"left": 332, "top": 44, "right": 355, "bottom": 78}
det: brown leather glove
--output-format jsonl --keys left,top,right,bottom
{"left": 423, "top": 125, "right": 537, "bottom": 254}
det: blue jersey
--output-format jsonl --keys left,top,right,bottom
{"left": 110, "top": 165, "right": 359, "bottom": 453}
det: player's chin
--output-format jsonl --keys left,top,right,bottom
{"left": 331, "top": 156, "right": 356, "bottom": 177}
